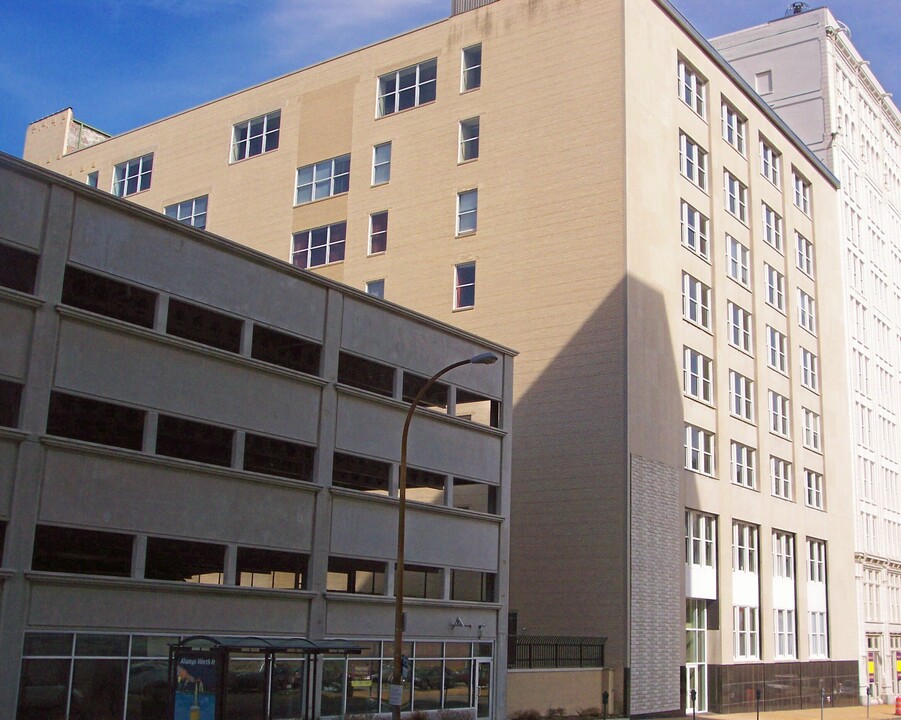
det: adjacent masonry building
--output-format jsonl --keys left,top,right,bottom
{"left": 21, "top": 0, "right": 862, "bottom": 714}
{"left": 712, "top": 6, "right": 901, "bottom": 702}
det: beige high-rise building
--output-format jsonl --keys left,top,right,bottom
{"left": 711, "top": 4, "right": 901, "bottom": 704}
{"left": 21, "top": 0, "right": 861, "bottom": 714}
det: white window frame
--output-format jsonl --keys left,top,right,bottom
{"left": 800, "top": 348, "right": 819, "bottom": 391}
{"left": 368, "top": 211, "right": 388, "bottom": 255}
{"left": 164, "top": 195, "right": 208, "bottom": 230}
{"left": 230, "top": 111, "right": 280, "bottom": 162}
{"left": 724, "top": 171, "right": 748, "bottom": 222}
{"left": 685, "top": 510, "right": 716, "bottom": 568}
{"left": 682, "top": 273, "right": 711, "bottom": 330}
{"left": 762, "top": 203, "right": 783, "bottom": 252}
{"left": 809, "top": 611, "right": 828, "bottom": 658}
{"left": 678, "top": 57, "right": 707, "bottom": 117}
{"left": 796, "top": 232, "right": 815, "bottom": 277}
{"left": 459, "top": 117, "right": 480, "bottom": 162}
{"left": 291, "top": 221, "right": 346, "bottom": 269}
{"left": 681, "top": 201, "right": 709, "bottom": 260}
{"left": 685, "top": 424, "right": 715, "bottom": 476}
{"left": 766, "top": 326, "right": 788, "bottom": 373}
{"left": 722, "top": 101, "right": 746, "bottom": 154}
{"left": 733, "top": 522, "right": 758, "bottom": 573}
{"left": 734, "top": 605, "right": 760, "bottom": 660}
{"left": 365, "top": 279, "right": 385, "bottom": 299}
{"left": 760, "top": 138, "right": 781, "bottom": 186}
{"left": 731, "top": 441, "right": 757, "bottom": 489}
{"left": 113, "top": 153, "right": 153, "bottom": 197}
{"left": 680, "top": 133, "right": 708, "bottom": 190}
{"left": 764, "top": 264, "right": 785, "bottom": 312}
{"left": 295, "top": 154, "right": 351, "bottom": 205}
{"left": 793, "top": 170, "right": 811, "bottom": 214}
{"left": 807, "top": 538, "right": 826, "bottom": 583}
{"left": 798, "top": 290, "right": 817, "bottom": 334}
{"left": 771, "top": 455, "right": 792, "bottom": 498}
{"left": 683, "top": 347, "right": 714, "bottom": 404}
{"left": 803, "top": 408, "right": 822, "bottom": 452}
{"left": 454, "top": 262, "right": 476, "bottom": 310}
{"left": 726, "top": 235, "right": 750, "bottom": 287}
{"left": 774, "top": 608, "right": 797, "bottom": 660}
{"left": 457, "top": 189, "right": 478, "bottom": 235}
{"left": 729, "top": 370, "right": 754, "bottom": 421}
{"left": 372, "top": 142, "right": 392, "bottom": 185}
{"left": 378, "top": 58, "right": 437, "bottom": 117}
{"left": 461, "top": 44, "right": 482, "bottom": 92}
{"left": 805, "top": 469, "right": 824, "bottom": 509}
{"left": 769, "top": 391, "right": 791, "bottom": 438}
{"left": 727, "top": 302, "right": 752, "bottom": 353}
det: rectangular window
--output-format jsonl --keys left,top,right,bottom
{"left": 807, "top": 538, "right": 826, "bottom": 583}
{"left": 764, "top": 264, "right": 785, "bottom": 311}
{"left": 62, "top": 265, "right": 157, "bottom": 328}
{"left": 32, "top": 525, "right": 133, "bottom": 577}
{"left": 681, "top": 201, "right": 709, "bottom": 260}
{"left": 800, "top": 348, "right": 819, "bottom": 391}
{"left": 378, "top": 59, "right": 437, "bottom": 116}
{"left": 793, "top": 170, "right": 811, "bottom": 214}
{"left": 724, "top": 172, "right": 748, "bottom": 222}
{"left": 798, "top": 290, "right": 817, "bottom": 334}
{"left": 250, "top": 325, "right": 321, "bottom": 375}
{"left": 678, "top": 57, "right": 706, "bottom": 117}
{"left": 46, "top": 392, "right": 144, "bottom": 451}
{"left": 727, "top": 302, "right": 752, "bottom": 352}
{"left": 685, "top": 424, "right": 715, "bottom": 476}
{"left": 773, "top": 530, "right": 794, "bottom": 579}
{"left": 156, "top": 415, "right": 234, "bottom": 468}
{"left": 332, "top": 452, "right": 391, "bottom": 495}
{"left": 731, "top": 441, "right": 756, "bottom": 489}
{"left": 243, "top": 434, "right": 314, "bottom": 482}
{"left": 762, "top": 204, "right": 783, "bottom": 252}
{"left": 771, "top": 455, "right": 792, "bottom": 499}
{"left": 732, "top": 521, "right": 758, "bottom": 573}
{"left": 734, "top": 606, "right": 760, "bottom": 660}
{"left": 796, "top": 232, "right": 815, "bottom": 277}
{"left": 337, "top": 352, "right": 395, "bottom": 397}
{"left": 457, "top": 189, "right": 478, "bottom": 234}
{"left": 231, "top": 110, "right": 280, "bottom": 162}
{"left": 683, "top": 347, "right": 713, "bottom": 403}
{"left": 729, "top": 370, "right": 754, "bottom": 421}
{"left": 459, "top": 117, "right": 480, "bottom": 162}
{"left": 809, "top": 611, "right": 828, "bottom": 658}
{"left": 680, "top": 133, "right": 707, "bottom": 190}
{"left": 454, "top": 262, "right": 476, "bottom": 310}
{"left": 760, "top": 139, "right": 781, "bottom": 186}
{"left": 722, "top": 102, "right": 746, "bottom": 154}
{"left": 369, "top": 212, "right": 388, "bottom": 254}
{"left": 403, "top": 564, "right": 443, "bottom": 599}
{"left": 0, "top": 242, "right": 39, "bottom": 294}
{"left": 0, "top": 379, "right": 23, "bottom": 428}
{"left": 164, "top": 195, "right": 208, "bottom": 229}
{"left": 766, "top": 326, "right": 788, "bottom": 373}
{"left": 291, "top": 221, "right": 346, "bottom": 269}
{"left": 112, "top": 154, "right": 153, "bottom": 197}
{"left": 461, "top": 44, "right": 482, "bottom": 92}
{"left": 685, "top": 510, "right": 716, "bottom": 568}
{"left": 327, "top": 557, "right": 387, "bottom": 594}
{"left": 726, "top": 235, "right": 750, "bottom": 286}
{"left": 372, "top": 142, "right": 392, "bottom": 185}
{"left": 453, "top": 478, "right": 498, "bottom": 514}
{"left": 145, "top": 537, "right": 225, "bottom": 584}
{"left": 768, "top": 391, "right": 791, "bottom": 438}
{"left": 237, "top": 547, "right": 308, "bottom": 590}
{"left": 805, "top": 470, "right": 824, "bottom": 509}
{"left": 366, "top": 279, "right": 385, "bottom": 299}
{"left": 451, "top": 570, "right": 496, "bottom": 602}
{"left": 295, "top": 154, "right": 350, "bottom": 205}
{"left": 682, "top": 273, "right": 711, "bottom": 330}
{"left": 166, "top": 298, "right": 242, "bottom": 353}
{"left": 86, "top": 171, "right": 99, "bottom": 188}
{"left": 803, "top": 408, "right": 822, "bottom": 451}
{"left": 774, "top": 608, "right": 797, "bottom": 659}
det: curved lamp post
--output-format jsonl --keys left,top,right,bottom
{"left": 390, "top": 352, "right": 499, "bottom": 719}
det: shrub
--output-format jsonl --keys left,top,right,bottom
{"left": 546, "top": 709, "right": 565, "bottom": 719}
{"left": 577, "top": 708, "right": 601, "bottom": 718}
{"left": 510, "top": 710, "right": 542, "bottom": 720}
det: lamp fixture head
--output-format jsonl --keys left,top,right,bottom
{"left": 469, "top": 352, "right": 499, "bottom": 365}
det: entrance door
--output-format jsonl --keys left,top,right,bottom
{"left": 686, "top": 599, "right": 707, "bottom": 713}
{"left": 474, "top": 660, "right": 491, "bottom": 720}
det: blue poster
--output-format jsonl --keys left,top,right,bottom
{"left": 174, "top": 654, "right": 218, "bottom": 720}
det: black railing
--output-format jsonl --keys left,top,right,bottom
{"left": 508, "top": 635, "right": 606, "bottom": 669}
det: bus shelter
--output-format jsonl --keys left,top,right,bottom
{"left": 169, "top": 635, "right": 363, "bottom": 720}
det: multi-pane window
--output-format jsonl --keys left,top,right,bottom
{"left": 800, "top": 348, "right": 819, "bottom": 391}
{"left": 805, "top": 469, "right": 824, "bottom": 509}
{"left": 683, "top": 348, "right": 714, "bottom": 403}
{"left": 726, "top": 235, "right": 750, "bottom": 286}
{"left": 457, "top": 189, "right": 478, "bottom": 234}
{"left": 729, "top": 370, "right": 754, "bottom": 421}
{"left": 722, "top": 102, "right": 746, "bottom": 154}
{"left": 369, "top": 212, "right": 388, "bottom": 254}
{"left": 678, "top": 57, "right": 707, "bottom": 117}
{"left": 863, "top": 568, "right": 881, "bottom": 621}
{"left": 681, "top": 201, "right": 709, "bottom": 259}
{"left": 365, "top": 279, "right": 385, "bottom": 299}
{"left": 86, "top": 171, "right": 98, "bottom": 188}
{"left": 682, "top": 274, "right": 711, "bottom": 330}
{"left": 731, "top": 441, "right": 756, "bottom": 488}
{"left": 764, "top": 264, "right": 785, "bottom": 311}
{"left": 295, "top": 154, "right": 350, "bottom": 205}
{"left": 724, "top": 172, "right": 748, "bottom": 222}
{"left": 803, "top": 408, "right": 821, "bottom": 451}
{"left": 807, "top": 538, "right": 826, "bottom": 582}
{"left": 796, "top": 232, "right": 814, "bottom": 277}
{"left": 766, "top": 326, "right": 788, "bottom": 373}
{"left": 685, "top": 510, "right": 716, "bottom": 568}
{"left": 762, "top": 204, "right": 783, "bottom": 251}
{"left": 727, "top": 302, "right": 752, "bottom": 352}
{"left": 112, "top": 154, "right": 153, "bottom": 197}
{"left": 454, "top": 262, "right": 476, "bottom": 310}
{"left": 769, "top": 392, "right": 791, "bottom": 437}
{"left": 809, "top": 611, "right": 828, "bottom": 658}
{"left": 378, "top": 59, "right": 437, "bottom": 116}
{"left": 774, "top": 608, "right": 797, "bottom": 659}
{"left": 733, "top": 521, "right": 758, "bottom": 573}
{"left": 680, "top": 133, "right": 708, "bottom": 190}
{"left": 798, "top": 290, "right": 817, "bottom": 334}
{"left": 685, "top": 424, "right": 715, "bottom": 476}
{"left": 773, "top": 531, "right": 795, "bottom": 579}
{"left": 164, "top": 195, "right": 208, "bottom": 230}
{"left": 734, "top": 606, "right": 760, "bottom": 660}
{"left": 461, "top": 44, "right": 482, "bottom": 92}
{"left": 231, "top": 111, "right": 280, "bottom": 162}
{"left": 372, "top": 142, "right": 392, "bottom": 185}
{"left": 291, "top": 221, "right": 346, "bottom": 269}
{"left": 459, "top": 117, "right": 480, "bottom": 162}
{"left": 793, "top": 170, "right": 811, "bottom": 214}
{"left": 760, "top": 139, "right": 781, "bottom": 186}
{"left": 771, "top": 455, "right": 792, "bottom": 498}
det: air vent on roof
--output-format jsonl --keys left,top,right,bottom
{"left": 785, "top": 2, "right": 810, "bottom": 15}
{"left": 452, "top": 0, "right": 497, "bottom": 15}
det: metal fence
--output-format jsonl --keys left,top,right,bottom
{"left": 508, "top": 635, "right": 606, "bottom": 669}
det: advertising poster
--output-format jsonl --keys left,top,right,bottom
{"left": 174, "top": 653, "right": 219, "bottom": 720}
{"left": 867, "top": 651, "right": 875, "bottom": 684}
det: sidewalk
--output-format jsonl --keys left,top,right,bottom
{"left": 701, "top": 702, "right": 898, "bottom": 720}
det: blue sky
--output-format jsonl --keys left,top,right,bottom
{"left": 1, "top": 1, "right": 898, "bottom": 158}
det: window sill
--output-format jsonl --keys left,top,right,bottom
{"left": 684, "top": 393, "right": 714, "bottom": 408}
{"left": 367, "top": 251, "right": 386, "bottom": 258}
{"left": 453, "top": 306, "right": 475, "bottom": 313}
{"left": 228, "top": 148, "right": 279, "bottom": 165}
{"left": 115, "top": 188, "right": 151, "bottom": 200}
{"left": 376, "top": 100, "right": 436, "bottom": 120}
{"left": 293, "top": 191, "right": 348, "bottom": 208}
{"left": 458, "top": 157, "right": 479, "bottom": 166}
{"left": 456, "top": 230, "right": 477, "bottom": 239}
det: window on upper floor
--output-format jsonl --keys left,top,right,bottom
{"left": 0, "top": 242, "right": 39, "bottom": 294}
{"left": 807, "top": 538, "right": 826, "bottom": 582}
{"left": 731, "top": 441, "right": 756, "bottom": 489}
{"left": 0, "top": 379, "right": 23, "bottom": 429}
{"left": 46, "top": 392, "right": 145, "bottom": 451}
{"left": 372, "top": 142, "right": 392, "bottom": 185}
{"left": 231, "top": 110, "right": 280, "bottom": 162}
{"left": 802, "top": 408, "right": 821, "bottom": 452}
{"left": 295, "top": 154, "right": 350, "bottom": 205}
{"left": 145, "top": 537, "right": 225, "bottom": 584}
{"left": 680, "top": 201, "right": 709, "bottom": 260}
{"left": 250, "top": 325, "right": 321, "bottom": 375}
{"left": 726, "top": 235, "right": 750, "bottom": 287}
{"left": 683, "top": 347, "right": 713, "bottom": 404}
{"left": 722, "top": 101, "right": 746, "bottom": 154}
{"left": 685, "top": 510, "right": 716, "bottom": 568}
{"left": 805, "top": 470, "right": 824, "bottom": 510}
{"left": 291, "top": 221, "right": 346, "bottom": 269}
{"left": 113, "top": 154, "right": 153, "bottom": 197}
{"left": 798, "top": 290, "right": 817, "bottom": 334}
{"left": 237, "top": 547, "right": 308, "bottom": 590}
{"left": 800, "top": 348, "right": 819, "bottom": 391}
{"left": 678, "top": 57, "right": 706, "bottom": 117}
{"left": 243, "top": 434, "right": 315, "bottom": 482}
{"left": 461, "top": 44, "right": 482, "bottom": 92}
{"left": 454, "top": 262, "right": 476, "bottom": 310}
{"left": 734, "top": 605, "right": 760, "bottom": 660}
{"left": 166, "top": 298, "right": 242, "bottom": 353}
{"left": 337, "top": 352, "right": 395, "bottom": 398}
{"left": 793, "top": 170, "right": 811, "bottom": 214}
{"left": 768, "top": 391, "right": 791, "bottom": 438}
{"left": 766, "top": 326, "right": 788, "bottom": 373}
{"left": 378, "top": 59, "right": 437, "bottom": 117}
{"left": 365, "top": 279, "right": 385, "bottom": 299}
{"left": 680, "top": 133, "right": 707, "bottom": 190}
{"left": 327, "top": 557, "right": 387, "bottom": 595}
{"left": 62, "top": 265, "right": 157, "bottom": 329}
{"left": 764, "top": 264, "right": 785, "bottom": 312}
{"left": 332, "top": 452, "right": 391, "bottom": 496}
{"left": 452, "top": 570, "right": 496, "bottom": 602}
{"left": 760, "top": 138, "right": 781, "bottom": 186}
{"left": 724, "top": 171, "right": 748, "bottom": 222}
{"left": 453, "top": 477, "right": 498, "bottom": 514}
{"left": 762, "top": 204, "right": 783, "bottom": 252}
{"left": 459, "top": 117, "right": 480, "bottom": 162}
{"left": 729, "top": 370, "right": 754, "bottom": 422}
{"left": 682, "top": 273, "right": 711, "bottom": 330}
{"left": 165, "top": 195, "right": 208, "bottom": 230}
{"left": 156, "top": 415, "right": 234, "bottom": 468}
{"left": 727, "top": 302, "right": 752, "bottom": 353}
{"left": 773, "top": 530, "right": 795, "bottom": 579}
{"left": 32, "top": 525, "right": 133, "bottom": 577}
{"left": 86, "top": 171, "right": 99, "bottom": 188}
{"left": 369, "top": 212, "right": 388, "bottom": 255}
{"left": 685, "top": 424, "right": 715, "bottom": 476}
{"left": 732, "top": 521, "right": 758, "bottom": 573}
{"left": 457, "top": 189, "right": 478, "bottom": 234}
{"left": 796, "top": 232, "right": 815, "bottom": 277}
{"left": 771, "top": 456, "right": 793, "bottom": 501}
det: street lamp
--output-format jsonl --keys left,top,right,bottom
{"left": 390, "top": 352, "right": 499, "bottom": 720}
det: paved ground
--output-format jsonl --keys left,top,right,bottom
{"left": 697, "top": 702, "right": 899, "bottom": 720}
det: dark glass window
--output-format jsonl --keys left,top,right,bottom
{"left": 0, "top": 378, "right": 23, "bottom": 428}
{"left": 23, "top": 632, "right": 74, "bottom": 656}
{"left": 403, "top": 372, "right": 448, "bottom": 410}
{"left": 0, "top": 242, "right": 39, "bottom": 294}
{"left": 61, "top": 266, "right": 156, "bottom": 328}
{"left": 243, "top": 434, "right": 314, "bottom": 481}
{"left": 166, "top": 298, "right": 242, "bottom": 353}
{"left": 0, "top": 520, "right": 6, "bottom": 566}
{"left": 73, "top": 659, "right": 128, "bottom": 719}
{"left": 456, "top": 389, "right": 501, "bottom": 428}
{"left": 332, "top": 453, "right": 391, "bottom": 495}
{"left": 251, "top": 325, "right": 320, "bottom": 374}
{"left": 46, "top": 392, "right": 144, "bottom": 450}
{"left": 337, "top": 353, "right": 395, "bottom": 397}
{"left": 403, "top": 564, "right": 442, "bottom": 599}
{"left": 17, "top": 658, "right": 71, "bottom": 719}
{"left": 156, "top": 415, "right": 233, "bottom": 467}
{"left": 452, "top": 478, "right": 497, "bottom": 514}
{"left": 237, "top": 547, "right": 308, "bottom": 590}
{"left": 327, "top": 557, "right": 386, "bottom": 594}
{"left": 144, "top": 537, "right": 225, "bottom": 584}
{"left": 451, "top": 570, "right": 496, "bottom": 602}
{"left": 32, "top": 525, "right": 133, "bottom": 577}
